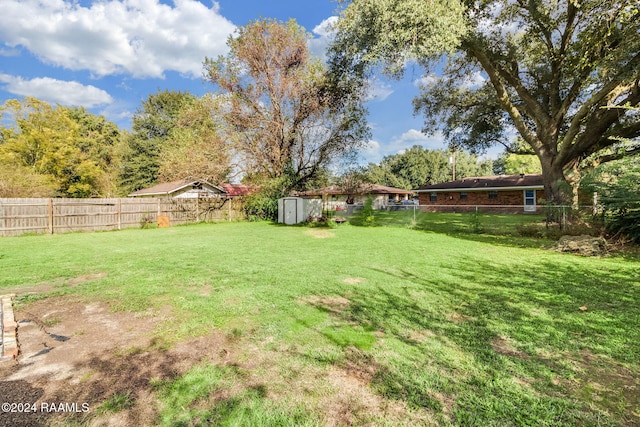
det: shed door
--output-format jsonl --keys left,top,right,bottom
{"left": 283, "top": 198, "right": 299, "bottom": 224}
{"left": 524, "top": 190, "right": 536, "bottom": 212}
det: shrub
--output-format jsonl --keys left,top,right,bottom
{"left": 582, "top": 156, "right": 640, "bottom": 244}
{"left": 516, "top": 223, "right": 545, "bottom": 238}
{"left": 361, "top": 196, "right": 376, "bottom": 227}
{"left": 243, "top": 192, "right": 278, "bottom": 221}
{"left": 307, "top": 216, "right": 337, "bottom": 228}
{"left": 605, "top": 209, "right": 640, "bottom": 244}
{"left": 469, "top": 209, "right": 484, "bottom": 234}
{"left": 140, "top": 213, "right": 155, "bottom": 229}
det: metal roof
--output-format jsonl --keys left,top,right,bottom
{"left": 219, "top": 183, "right": 260, "bottom": 197}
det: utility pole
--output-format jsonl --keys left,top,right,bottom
{"left": 450, "top": 149, "right": 456, "bottom": 181}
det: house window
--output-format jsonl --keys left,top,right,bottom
{"left": 488, "top": 191, "right": 498, "bottom": 200}
{"left": 430, "top": 192, "right": 437, "bottom": 202}
{"left": 524, "top": 189, "right": 536, "bottom": 212}
{"left": 460, "top": 192, "right": 468, "bottom": 201}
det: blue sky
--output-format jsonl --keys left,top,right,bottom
{"left": 0, "top": 0, "right": 496, "bottom": 164}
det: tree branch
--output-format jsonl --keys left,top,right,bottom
{"left": 463, "top": 40, "right": 545, "bottom": 155}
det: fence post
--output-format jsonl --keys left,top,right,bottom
{"left": 48, "top": 198, "right": 54, "bottom": 234}
{"left": 196, "top": 196, "right": 200, "bottom": 222}
{"left": 117, "top": 198, "right": 122, "bottom": 230}
{"left": 228, "top": 198, "right": 232, "bottom": 222}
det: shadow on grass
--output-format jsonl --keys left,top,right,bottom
{"left": 330, "top": 257, "right": 640, "bottom": 426}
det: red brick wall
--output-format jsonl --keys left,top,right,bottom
{"left": 418, "top": 189, "right": 545, "bottom": 212}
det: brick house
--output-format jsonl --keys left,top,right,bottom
{"left": 415, "top": 174, "right": 545, "bottom": 213}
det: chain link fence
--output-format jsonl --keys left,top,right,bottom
{"left": 326, "top": 203, "right": 601, "bottom": 237}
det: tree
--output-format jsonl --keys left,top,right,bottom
{"left": 204, "top": 18, "right": 369, "bottom": 193}
{"left": 330, "top": 0, "right": 640, "bottom": 204}
{"left": 0, "top": 98, "right": 121, "bottom": 197}
{"left": 119, "top": 90, "right": 197, "bottom": 194}
{"left": 0, "top": 163, "right": 56, "bottom": 197}
{"left": 493, "top": 153, "right": 542, "bottom": 175}
{"left": 453, "top": 150, "right": 494, "bottom": 179}
{"left": 67, "top": 107, "right": 122, "bottom": 196}
{"left": 158, "top": 95, "right": 231, "bottom": 185}
{"left": 362, "top": 146, "right": 492, "bottom": 189}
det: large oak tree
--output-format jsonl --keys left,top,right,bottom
{"left": 330, "top": 0, "right": 640, "bottom": 204}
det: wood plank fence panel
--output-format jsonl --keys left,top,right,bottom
{"left": 0, "top": 197, "right": 246, "bottom": 237}
{"left": 0, "top": 198, "right": 49, "bottom": 236}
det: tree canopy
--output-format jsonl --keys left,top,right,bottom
{"left": 493, "top": 152, "right": 542, "bottom": 175}
{"left": 0, "top": 98, "right": 121, "bottom": 197}
{"left": 331, "top": 0, "right": 640, "bottom": 204}
{"left": 118, "top": 90, "right": 197, "bottom": 194}
{"left": 362, "top": 145, "right": 493, "bottom": 190}
{"left": 205, "top": 18, "right": 369, "bottom": 193}
{"left": 157, "top": 95, "right": 231, "bottom": 185}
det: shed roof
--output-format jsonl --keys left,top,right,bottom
{"left": 416, "top": 174, "right": 544, "bottom": 192}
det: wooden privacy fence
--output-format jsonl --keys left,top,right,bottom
{"left": 0, "top": 197, "right": 245, "bottom": 237}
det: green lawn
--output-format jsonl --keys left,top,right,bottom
{"left": 1, "top": 219, "right": 639, "bottom": 426}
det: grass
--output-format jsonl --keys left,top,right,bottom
{"left": 349, "top": 208, "right": 550, "bottom": 237}
{"left": 1, "top": 216, "right": 639, "bottom": 426}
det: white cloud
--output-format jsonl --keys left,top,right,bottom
{"left": 460, "top": 71, "right": 486, "bottom": 89}
{"left": 392, "top": 129, "right": 446, "bottom": 151}
{"left": 366, "top": 78, "right": 394, "bottom": 102}
{"left": 358, "top": 130, "right": 448, "bottom": 164}
{"left": 415, "top": 72, "right": 485, "bottom": 89}
{"left": 414, "top": 74, "right": 439, "bottom": 88}
{"left": 359, "top": 139, "right": 382, "bottom": 164}
{"left": 365, "top": 139, "right": 381, "bottom": 153}
{"left": 0, "top": 74, "right": 113, "bottom": 107}
{"left": 0, "top": 47, "right": 20, "bottom": 57}
{"left": 0, "top": 0, "right": 236, "bottom": 79}
{"left": 308, "top": 16, "right": 338, "bottom": 61}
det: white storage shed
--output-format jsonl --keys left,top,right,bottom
{"left": 277, "top": 197, "right": 322, "bottom": 225}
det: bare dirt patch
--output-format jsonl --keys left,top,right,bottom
{"left": 445, "top": 311, "right": 474, "bottom": 324}
{"left": 322, "top": 347, "right": 437, "bottom": 426}
{"left": 66, "top": 272, "right": 108, "bottom": 287}
{"left": 3, "top": 273, "right": 108, "bottom": 296}
{"left": 406, "top": 329, "right": 436, "bottom": 343}
{"left": 569, "top": 350, "right": 640, "bottom": 425}
{"left": 305, "top": 229, "right": 334, "bottom": 239}
{"left": 490, "top": 335, "right": 529, "bottom": 359}
{"left": 298, "top": 295, "right": 351, "bottom": 314}
{"left": 0, "top": 295, "right": 232, "bottom": 427}
{"left": 343, "top": 277, "right": 365, "bottom": 285}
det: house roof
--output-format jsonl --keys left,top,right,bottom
{"left": 128, "top": 179, "right": 225, "bottom": 197}
{"left": 295, "top": 184, "right": 414, "bottom": 197}
{"left": 415, "top": 174, "right": 544, "bottom": 192}
{"left": 219, "top": 183, "right": 260, "bottom": 197}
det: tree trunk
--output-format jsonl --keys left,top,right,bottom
{"left": 540, "top": 158, "right": 571, "bottom": 224}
